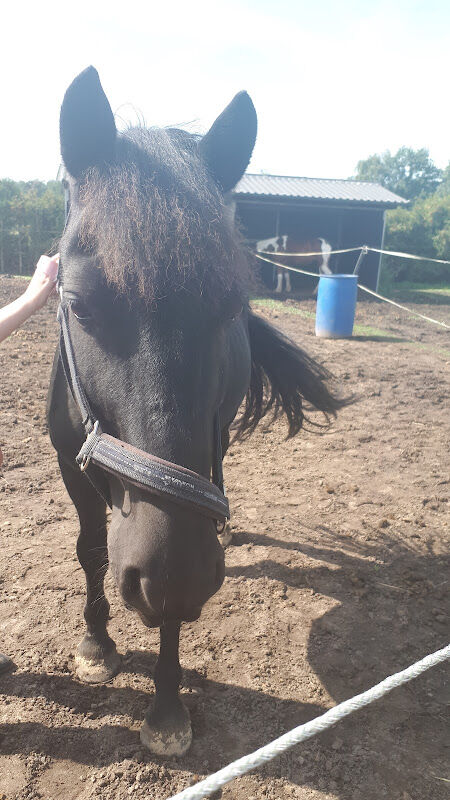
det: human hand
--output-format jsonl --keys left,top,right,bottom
{"left": 24, "top": 254, "right": 59, "bottom": 311}
{"left": 0, "top": 253, "right": 60, "bottom": 344}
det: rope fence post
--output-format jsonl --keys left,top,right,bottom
{"left": 353, "top": 245, "right": 368, "bottom": 275}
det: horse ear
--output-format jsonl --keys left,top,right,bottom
{"left": 199, "top": 92, "right": 257, "bottom": 193}
{"left": 60, "top": 66, "right": 117, "bottom": 179}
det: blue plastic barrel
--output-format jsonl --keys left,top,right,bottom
{"left": 315, "top": 274, "right": 358, "bottom": 338}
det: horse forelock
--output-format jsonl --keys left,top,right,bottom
{"left": 74, "top": 126, "right": 250, "bottom": 306}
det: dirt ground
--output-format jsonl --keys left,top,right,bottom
{"left": 0, "top": 275, "right": 448, "bottom": 800}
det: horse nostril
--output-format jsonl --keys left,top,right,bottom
{"left": 121, "top": 567, "right": 141, "bottom": 605}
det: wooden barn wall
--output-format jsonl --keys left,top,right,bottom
{"left": 235, "top": 201, "right": 385, "bottom": 291}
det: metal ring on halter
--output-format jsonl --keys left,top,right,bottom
{"left": 77, "top": 421, "right": 101, "bottom": 472}
{"left": 79, "top": 455, "right": 90, "bottom": 472}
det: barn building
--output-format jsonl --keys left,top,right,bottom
{"left": 231, "top": 174, "right": 407, "bottom": 291}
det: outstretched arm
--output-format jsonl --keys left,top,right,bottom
{"left": 0, "top": 254, "right": 59, "bottom": 344}
{"left": 0, "top": 254, "right": 59, "bottom": 468}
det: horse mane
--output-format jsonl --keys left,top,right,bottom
{"left": 77, "top": 126, "right": 251, "bottom": 306}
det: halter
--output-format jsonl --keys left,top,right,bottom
{"left": 56, "top": 283, "right": 229, "bottom": 527}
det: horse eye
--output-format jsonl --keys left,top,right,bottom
{"left": 70, "top": 301, "right": 91, "bottom": 321}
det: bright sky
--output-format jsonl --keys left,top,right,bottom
{"left": 2, "top": 0, "right": 449, "bottom": 182}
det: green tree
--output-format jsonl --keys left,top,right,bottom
{"left": 437, "top": 162, "right": 450, "bottom": 195}
{"left": 0, "top": 179, "right": 64, "bottom": 274}
{"left": 354, "top": 147, "right": 442, "bottom": 200}
{"left": 383, "top": 192, "right": 450, "bottom": 282}
{"left": 0, "top": 180, "right": 21, "bottom": 272}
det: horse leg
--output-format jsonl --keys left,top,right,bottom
{"left": 285, "top": 270, "right": 292, "bottom": 292}
{"left": 320, "top": 239, "right": 333, "bottom": 275}
{"left": 58, "top": 456, "right": 121, "bottom": 683}
{"left": 275, "top": 267, "right": 283, "bottom": 293}
{"left": 140, "top": 622, "right": 192, "bottom": 756}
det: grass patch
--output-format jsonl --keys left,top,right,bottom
{"left": 389, "top": 281, "right": 450, "bottom": 298}
{"left": 251, "top": 297, "right": 315, "bottom": 319}
{"left": 391, "top": 281, "right": 450, "bottom": 294}
{"left": 352, "top": 324, "right": 403, "bottom": 339}
{"left": 410, "top": 286, "right": 450, "bottom": 297}
{"left": 378, "top": 278, "right": 450, "bottom": 304}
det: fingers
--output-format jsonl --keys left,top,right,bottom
{"left": 25, "top": 254, "right": 60, "bottom": 308}
{"left": 35, "top": 254, "right": 59, "bottom": 282}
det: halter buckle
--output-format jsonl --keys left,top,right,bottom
{"left": 77, "top": 420, "right": 101, "bottom": 472}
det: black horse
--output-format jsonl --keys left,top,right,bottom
{"left": 47, "top": 67, "right": 344, "bottom": 756}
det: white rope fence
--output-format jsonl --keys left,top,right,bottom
{"left": 258, "top": 246, "right": 364, "bottom": 258}
{"left": 357, "top": 283, "right": 450, "bottom": 328}
{"left": 257, "top": 245, "right": 450, "bottom": 264}
{"left": 254, "top": 251, "right": 450, "bottom": 329}
{"left": 167, "top": 644, "right": 450, "bottom": 800}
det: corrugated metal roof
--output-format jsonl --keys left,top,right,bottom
{"left": 233, "top": 174, "right": 407, "bottom": 206}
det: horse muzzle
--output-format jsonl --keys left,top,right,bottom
{"left": 120, "top": 567, "right": 211, "bottom": 627}
{"left": 114, "top": 539, "right": 225, "bottom": 626}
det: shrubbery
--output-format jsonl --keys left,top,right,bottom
{"left": 0, "top": 179, "right": 64, "bottom": 275}
{"left": 383, "top": 193, "right": 450, "bottom": 284}
{"left": 355, "top": 150, "right": 450, "bottom": 285}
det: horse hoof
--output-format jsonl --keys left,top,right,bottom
{"left": 140, "top": 703, "right": 192, "bottom": 757}
{"left": 218, "top": 522, "right": 233, "bottom": 548}
{"left": 74, "top": 640, "right": 121, "bottom": 684}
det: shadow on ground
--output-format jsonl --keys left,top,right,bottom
{"left": 1, "top": 527, "right": 448, "bottom": 799}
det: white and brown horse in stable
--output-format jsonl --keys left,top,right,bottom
{"left": 257, "top": 235, "right": 333, "bottom": 292}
